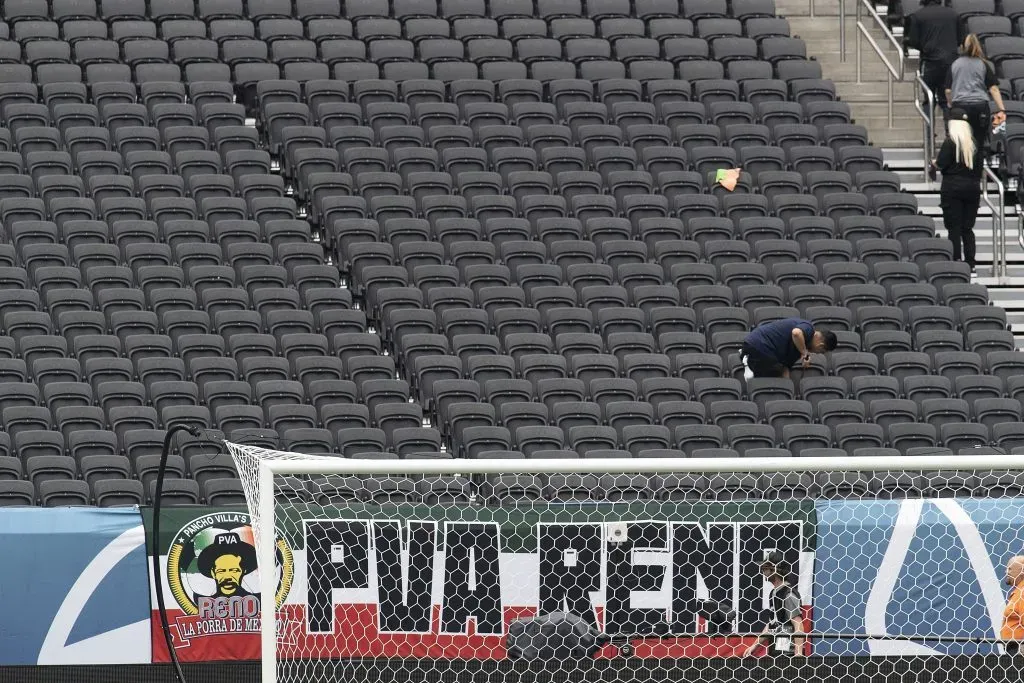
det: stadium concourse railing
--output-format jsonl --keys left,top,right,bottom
{"left": 840, "top": 0, "right": 1009, "bottom": 279}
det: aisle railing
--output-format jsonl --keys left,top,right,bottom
{"left": 852, "top": 0, "right": 935, "bottom": 179}
{"left": 983, "top": 165, "right": 1007, "bottom": 278}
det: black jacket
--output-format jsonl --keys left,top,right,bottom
{"left": 905, "top": 2, "right": 959, "bottom": 63}
{"left": 936, "top": 136, "right": 983, "bottom": 193}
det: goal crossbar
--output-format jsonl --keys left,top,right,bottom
{"left": 238, "top": 446, "right": 1024, "bottom": 683}
{"left": 258, "top": 453, "right": 1024, "bottom": 476}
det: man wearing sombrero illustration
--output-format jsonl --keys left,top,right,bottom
{"left": 196, "top": 531, "right": 258, "bottom": 600}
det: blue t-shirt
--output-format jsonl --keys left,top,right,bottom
{"left": 744, "top": 318, "right": 814, "bottom": 368}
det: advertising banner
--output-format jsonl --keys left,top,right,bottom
{"left": 145, "top": 501, "right": 814, "bottom": 662}
{"left": 0, "top": 508, "right": 151, "bottom": 665}
{"left": 813, "top": 499, "right": 1024, "bottom": 656}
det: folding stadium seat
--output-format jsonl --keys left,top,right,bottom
{"left": 747, "top": 395, "right": 804, "bottom": 444}
{"left": 309, "top": 401, "right": 364, "bottom": 439}
{"left": 984, "top": 350, "right": 1024, "bottom": 385}
{"left": 387, "top": 427, "right": 441, "bottom": 459}
{"left": 779, "top": 282, "right": 830, "bottom": 318}
{"left": 811, "top": 397, "right": 863, "bottom": 430}
{"left": 35, "top": 479, "right": 91, "bottom": 507}
{"left": 993, "top": 422, "right": 1024, "bottom": 451}
{"left": 480, "top": 377, "right": 531, "bottom": 413}
{"left": 790, "top": 79, "right": 836, "bottom": 106}
{"left": 873, "top": 213, "right": 931, "bottom": 252}
{"left": 951, "top": 373, "right": 1003, "bottom": 405}
{"left": 331, "top": 425, "right": 388, "bottom": 458}
{"left": 89, "top": 477, "right": 144, "bottom": 507}
{"left": 797, "top": 379, "right": 846, "bottom": 408}
{"left": 933, "top": 351, "right": 983, "bottom": 384}
{"left": 967, "top": 330, "right": 1015, "bottom": 357}
{"left": 835, "top": 423, "right": 885, "bottom": 455}
{"left": 723, "top": 422, "right": 775, "bottom": 454}
{"left": 371, "top": 402, "right": 421, "bottom": 441}
{"left": 916, "top": 332, "right": 967, "bottom": 362}
{"left": 903, "top": 303, "right": 957, "bottom": 337}
{"left": 455, "top": 424, "right": 510, "bottom": 460}
{"left": 904, "top": 237, "right": 955, "bottom": 272}
{"left": 913, "top": 394, "right": 972, "bottom": 435}
{"left": 497, "top": 402, "right": 547, "bottom": 437}
{"left": 739, "top": 376, "right": 793, "bottom": 417}
{"left": 782, "top": 423, "right": 833, "bottom": 456}
{"left": 973, "top": 398, "right": 1023, "bottom": 430}
{"left": 683, "top": 372, "right": 739, "bottom": 409}
{"left": 951, "top": 299, "right": 1007, "bottom": 334}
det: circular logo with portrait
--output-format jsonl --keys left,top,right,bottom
{"left": 166, "top": 511, "right": 294, "bottom": 617}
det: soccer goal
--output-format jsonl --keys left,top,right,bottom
{"left": 226, "top": 442, "right": 1024, "bottom": 683}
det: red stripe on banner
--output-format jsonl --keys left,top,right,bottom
{"left": 152, "top": 605, "right": 815, "bottom": 662}
{"left": 151, "top": 609, "right": 261, "bottom": 662}
{"left": 277, "top": 605, "right": 535, "bottom": 659}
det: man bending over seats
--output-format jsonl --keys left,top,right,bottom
{"left": 741, "top": 318, "right": 837, "bottom": 379}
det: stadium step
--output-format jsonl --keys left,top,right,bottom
{"left": 884, "top": 148, "right": 1024, "bottom": 348}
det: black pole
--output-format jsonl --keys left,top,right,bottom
{"left": 151, "top": 424, "right": 203, "bottom": 683}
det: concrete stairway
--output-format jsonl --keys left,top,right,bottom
{"left": 778, "top": 0, "right": 925, "bottom": 149}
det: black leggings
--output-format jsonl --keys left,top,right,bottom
{"left": 940, "top": 186, "right": 980, "bottom": 267}
{"left": 951, "top": 100, "right": 992, "bottom": 154}
{"left": 921, "top": 59, "right": 951, "bottom": 112}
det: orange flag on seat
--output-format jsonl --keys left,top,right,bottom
{"left": 715, "top": 167, "right": 741, "bottom": 191}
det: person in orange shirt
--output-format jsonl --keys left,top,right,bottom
{"left": 1002, "top": 555, "right": 1024, "bottom": 655}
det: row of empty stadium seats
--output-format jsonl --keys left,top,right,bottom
{"left": 0, "top": 0, "right": 1022, "bottom": 509}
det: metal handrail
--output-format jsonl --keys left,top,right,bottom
{"left": 914, "top": 72, "right": 935, "bottom": 180}
{"left": 855, "top": 1, "right": 941, "bottom": 181}
{"left": 856, "top": 0, "right": 905, "bottom": 79}
{"left": 855, "top": 0, "right": 905, "bottom": 130}
{"left": 856, "top": 23, "right": 899, "bottom": 127}
{"left": 982, "top": 165, "right": 1006, "bottom": 278}
{"left": 1016, "top": 204, "right": 1024, "bottom": 253}
{"left": 839, "top": 0, "right": 846, "bottom": 61}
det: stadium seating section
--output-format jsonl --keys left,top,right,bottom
{"left": 0, "top": 0, "right": 1021, "bottom": 508}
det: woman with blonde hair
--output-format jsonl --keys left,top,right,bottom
{"left": 937, "top": 108, "right": 983, "bottom": 270}
{"left": 945, "top": 33, "right": 1006, "bottom": 150}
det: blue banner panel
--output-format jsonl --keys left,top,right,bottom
{"left": 0, "top": 508, "right": 151, "bottom": 665}
{"left": 813, "top": 499, "right": 1024, "bottom": 656}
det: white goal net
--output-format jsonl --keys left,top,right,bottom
{"left": 227, "top": 441, "right": 1024, "bottom": 683}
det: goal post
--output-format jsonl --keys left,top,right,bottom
{"left": 227, "top": 442, "right": 1024, "bottom": 683}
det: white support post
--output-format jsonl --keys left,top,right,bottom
{"left": 258, "top": 463, "right": 278, "bottom": 683}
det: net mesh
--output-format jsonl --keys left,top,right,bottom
{"left": 227, "top": 441, "right": 1024, "bottom": 683}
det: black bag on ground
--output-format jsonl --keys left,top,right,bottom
{"left": 697, "top": 599, "right": 736, "bottom": 635}
{"left": 506, "top": 613, "right": 604, "bottom": 661}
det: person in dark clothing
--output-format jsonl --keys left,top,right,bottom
{"left": 945, "top": 34, "right": 1007, "bottom": 153}
{"left": 936, "top": 107, "right": 984, "bottom": 270}
{"left": 741, "top": 318, "right": 837, "bottom": 379}
{"left": 742, "top": 552, "right": 806, "bottom": 658}
{"left": 905, "top": 0, "right": 960, "bottom": 114}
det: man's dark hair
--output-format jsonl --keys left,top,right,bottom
{"left": 821, "top": 330, "right": 838, "bottom": 352}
